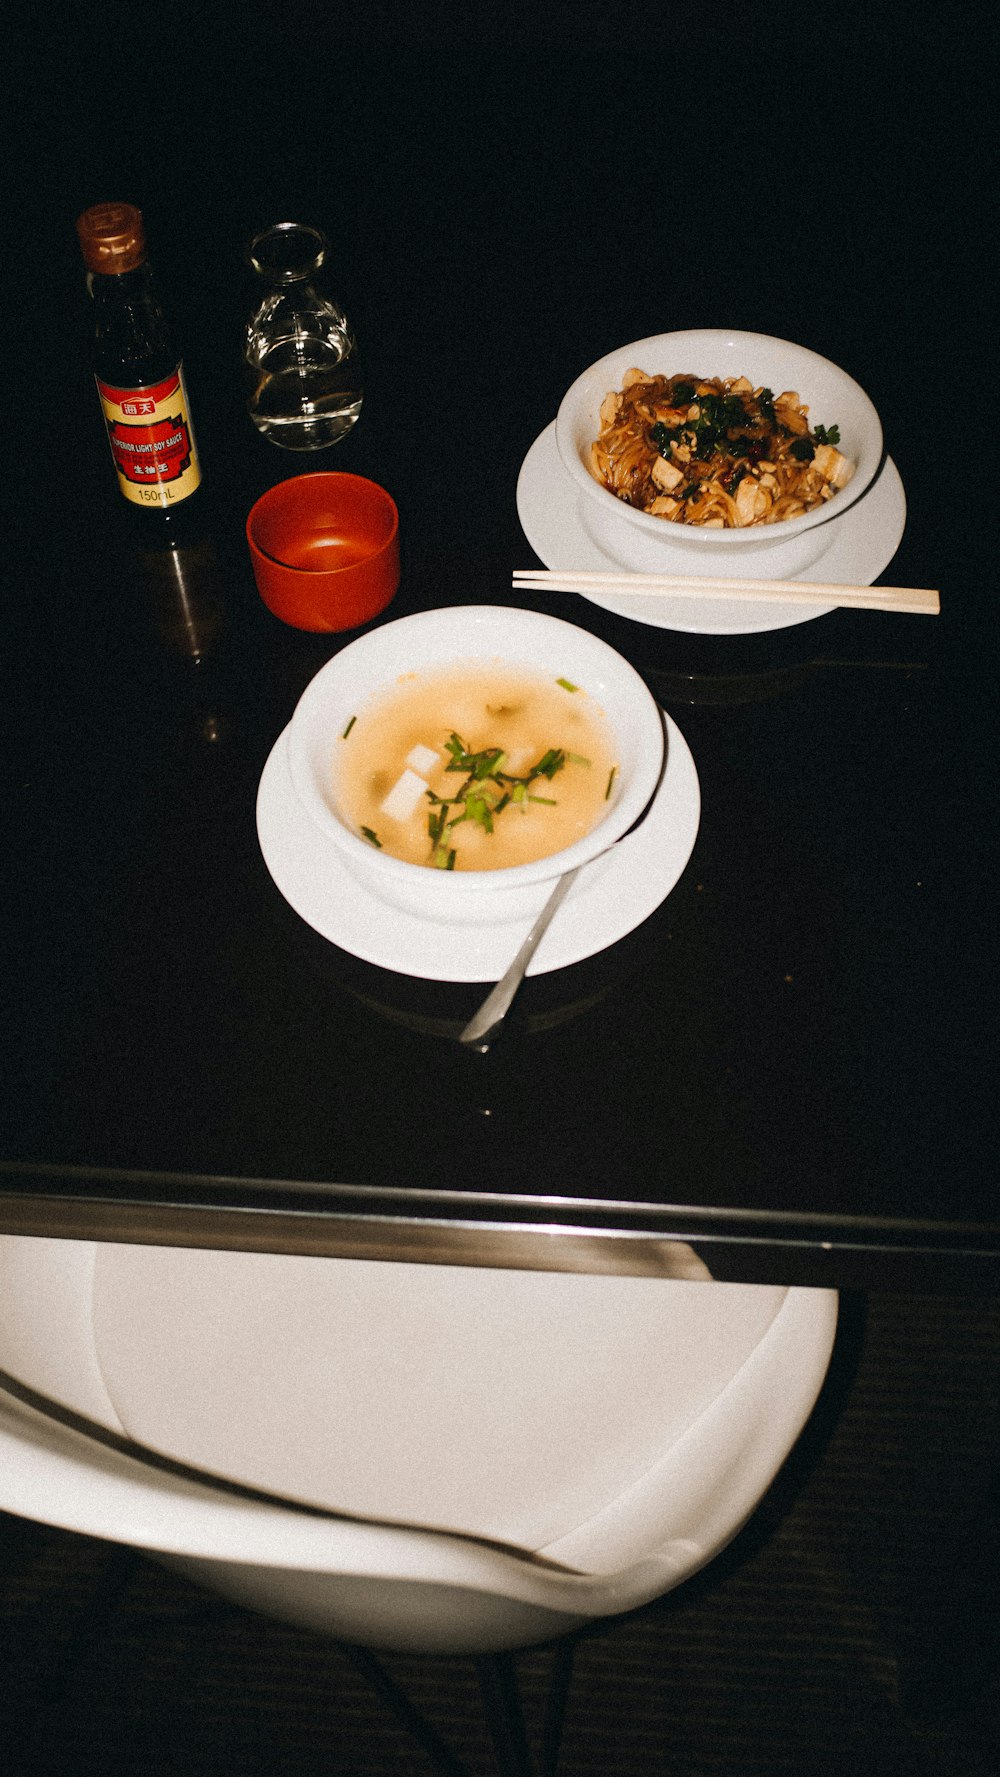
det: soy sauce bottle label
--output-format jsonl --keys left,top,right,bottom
{"left": 96, "top": 367, "right": 202, "bottom": 508}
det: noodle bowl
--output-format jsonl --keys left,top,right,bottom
{"left": 555, "top": 331, "right": 883, "bottom": 570}
{"left": 590, "top": 371, "right": 854, "bottom": 530}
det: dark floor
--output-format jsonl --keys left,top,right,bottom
{"left": 2, "top": 1290, "right": 998, "bottom": 1777}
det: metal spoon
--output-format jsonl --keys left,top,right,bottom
{"left": 458, "top": 867, "right": 581, "bottom": 1051}
{"left": 458, "top": 708, "right": 669, "bottom": 1053}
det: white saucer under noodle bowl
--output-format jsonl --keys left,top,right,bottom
{"left": 555, "top": 330, "right": 883, "bottom": 578}
{"left": 285, "top": 605, "right": 665, "bottom": 925}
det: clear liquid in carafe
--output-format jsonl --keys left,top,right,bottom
{"left": 247, "top": 329, "right": 364, "bottom": 450}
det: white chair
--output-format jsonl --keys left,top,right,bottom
{"left": 0, "top": 1236, "right": 838, "bottom": 1772}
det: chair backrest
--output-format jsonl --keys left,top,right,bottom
{"left": 0, "top": 1236, "right": 838, "bottom": 1652}
{"left": 0, "top": 1235, "right": 123, "bottom": 1430}
{"left": 2, "top": 1236, "right": 831, "bottom": 1558}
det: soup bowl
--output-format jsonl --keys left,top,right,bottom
{"left": 555, "top": 330, "right": 883, "bottom": 579}
{"left": 285, "top": 605, "right": 665, "bottom": 924}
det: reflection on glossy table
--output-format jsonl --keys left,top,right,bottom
{"left": 2, "top": 22, "right": 996, "bottom": 1292}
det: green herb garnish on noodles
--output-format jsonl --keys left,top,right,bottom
{"left": 605, "top": 766, "right": 616, "bottom": 801}
{"left": 557, "top": 677, "right": 579, "bottom": 692}
{"left": 361, "top": 826, "right": 382, "bottom": 847}
{"left": 342, "top": 715, "right": 357, "bottom": 737}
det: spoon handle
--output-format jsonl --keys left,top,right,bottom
{"left": 458, "top": 868, "right": 581, "bottom": 1050}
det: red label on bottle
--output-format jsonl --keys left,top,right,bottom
{"left": 98, "top": 372, "right": 182, "bottom": 409}
{"left": 96, "top": 368, "right": 201, "bottom": 508}
{"left": 105, "top": 412, "right": 193, "bottom": 483}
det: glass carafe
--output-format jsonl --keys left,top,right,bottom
{"left": 244, "top": 223, "right": 363, "bottom": 450}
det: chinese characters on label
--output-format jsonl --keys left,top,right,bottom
{"left": 96, "top": 369, "right": 201, "bottom": 507}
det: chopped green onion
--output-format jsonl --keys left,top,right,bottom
{"left": 361, "top": 826, "right": 382, "bottom": 848}
{"left": 605, "top": 766, "right": 616, "bottom": 801}
{"left": 466, "top": 792, "right": 494, "bottom": 833}
{"left": 342, "top": 716, "right": 357, "bottom": 738}
{"left": 417, "top": 726, "right": 580, "bottom": 862}
{"left": 532, "top": 748, "right": 566, "bottom": 781}
{"left": 556, "top": 677, "right": 579, "bottom": 692}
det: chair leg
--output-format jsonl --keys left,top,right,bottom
{"left": 339, "top": 1636, "right": 575, "bottom": 1777}
{"left": 474, "top": 1652, "right": 536, "bottom": 1777}
{"left": 340, "top": 1641, "right": 475, "bottom": 1777}
{"left": 538, "top": 1636, "right": 576, "bottom": 1777}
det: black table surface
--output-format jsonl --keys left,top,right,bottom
{"left": 2, "top": 12, "right": 997, "bottom": 1289}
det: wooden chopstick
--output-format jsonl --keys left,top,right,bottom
{"left": 512, "top": 570, "right": 940, "bottom": 617}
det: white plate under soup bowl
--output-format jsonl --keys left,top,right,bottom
{"left": 285, "top": 605, "right": 665, "bottom": 925}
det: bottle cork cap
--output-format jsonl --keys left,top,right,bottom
{"left": 76, "top": 202, "right": 146, "bottom": 274}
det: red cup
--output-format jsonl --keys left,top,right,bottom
{"left": 246, "top": 473, "right": 400, "bottom": 632}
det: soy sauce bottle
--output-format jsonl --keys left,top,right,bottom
{"left": 76, "top": 202, "right": 202, "bottom": 532}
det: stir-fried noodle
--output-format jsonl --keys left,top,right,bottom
{"left": 590, "top": 370, "right": 854, "bottom": 528}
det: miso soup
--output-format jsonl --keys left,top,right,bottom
{"left": 336, "top": 664, "right": 618, "bottom": 871}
